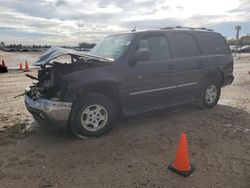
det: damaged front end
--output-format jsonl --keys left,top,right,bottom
{"left": 25, "top": 87, "right": 72, "bottom": 125}
{"left": 24, "top": 47, "right": 113, "bottom": 127}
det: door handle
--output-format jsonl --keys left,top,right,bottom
{"left": 198, "top": 62, "right": 204, "bottom": 68}
{"left": 167, "top": 64, "right": 174, "bottom": 71}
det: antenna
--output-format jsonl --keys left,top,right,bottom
{"left": 77, "top": 22, "right": 84, "bottom": 47}
{"left": 79, "top": 25, "right": 81, "bottom": 46}
{"left": 131, "top": 25, "right": 136, "bottom": 32}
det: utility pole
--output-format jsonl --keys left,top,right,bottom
{"left": 234, "top": 25, "right": 242, "bottom": 59}
{"left": 235, "top": 25, "right": 241, "bottom": 42}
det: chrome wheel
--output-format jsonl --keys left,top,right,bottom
{"left": 80, "top": 104, "right": 108, "bottom": 132}
{"left": 205, "top": 84, "right": 217, "bottom": 104}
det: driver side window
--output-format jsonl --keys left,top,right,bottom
{"left": 137, "top": 35, "right": 171, "bottom": 60}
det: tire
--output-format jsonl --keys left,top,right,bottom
{"left": 199, "top": 79, "right": 221, "bottom": 109}
{"left": 70, "top": 93, "right": 117, "bottom": 138}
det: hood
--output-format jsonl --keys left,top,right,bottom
{"left": 33, "top": 46, "right": 113, "bottom": 66}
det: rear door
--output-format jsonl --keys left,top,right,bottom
{"left": 122, "top": 33, "right": 176, "bottom": 112}
{"left": 197, "top": 31, "right": 233, "bottom": 85}
{"left": 167, "top": 31, "right": 204, "bottom": 101}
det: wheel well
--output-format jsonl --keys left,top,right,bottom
{"left": 82, "top": 82, "right": 122, "bottom": 113}
{"left": 204, "top": 70, "right": 224, "bottom": 87}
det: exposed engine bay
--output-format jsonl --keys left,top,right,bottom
{"left": 25, "top": 47, "right": 113, "bottom": 102}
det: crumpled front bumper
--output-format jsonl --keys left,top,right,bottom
{"left": 25, "top": 94, "right": 72, "bottom": 126}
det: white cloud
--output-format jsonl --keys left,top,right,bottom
{"left": 0, "top": 0, "right": 249, "bottom": 45}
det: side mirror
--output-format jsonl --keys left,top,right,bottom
{"left": 135, "top": 49, "right": 150, "bottom": 62}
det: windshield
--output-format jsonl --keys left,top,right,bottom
{"left": 89, "top": 33, "right": 135, "bottom": 59}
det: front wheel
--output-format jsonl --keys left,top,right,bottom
{"left": 70, "top": 93, "right": 117, "bottom": 138}
{"left": 199, "top": 80, "right": 221, "bottom": 109}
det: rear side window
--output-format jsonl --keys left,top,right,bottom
{"left": 138, "top": 36, "right": 171, "bottom": 60}
{"left": 168, "top": 33, "right": 201, "bottom": 58}
{"left": 198, "top": 32, "right": 230, "bottom": 54}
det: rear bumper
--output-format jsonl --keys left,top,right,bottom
{"left": 223, "top": 74, "right": 234, "bottom": 86}
{"left": 25, "top": 94, "right": 72, "bottom": 128}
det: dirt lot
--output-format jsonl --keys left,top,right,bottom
{"left": 0, "top": 51, "right": 42, "bottom": 67}
{"left": 0, "top": 52, "right": 250, "bottom": 188}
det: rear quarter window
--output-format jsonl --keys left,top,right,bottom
{"left": 198, "top": 32, "right": 230, "bottom": 54}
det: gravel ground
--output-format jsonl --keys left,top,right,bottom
{"left": 0, "top": 52, "right": 250, "bottom": 188}
{"left": 0, "top": 51, "right": 42, "bottom": 67}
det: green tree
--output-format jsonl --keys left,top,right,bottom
{"left": 227, "top": 38, "right": 237, "bottom": 45}
{"left": 239, "top": 35, "right": 250, "bottom": 45}
{"left": 79, "top": 42, "right": 96, "bottom": 49}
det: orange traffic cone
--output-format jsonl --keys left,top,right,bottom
{"left": 2, "top": 59, "right": 6, "bottom": 67}
{"left": 19, "top": 62, "right": 23, "bottom": 71}
{"left": 0, "top": 59, "right": 8, "bottom": 73}
{"left": 168, "top": 133, "right": 194, "bottom": 177}
{"left": 24, "top": 60, "right": 30, "bottom": 72}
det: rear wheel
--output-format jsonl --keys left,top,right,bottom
{"left": 199, "top": 80, "right": 221, "bottom": 109}
{"left": 70, "top": 93, "right": 117, "bottom": 138}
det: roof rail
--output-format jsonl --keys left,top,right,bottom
{"left": 161, "top": 26, "right": 213, "bottom": 31}
{"left": 195, "top": 27, "right": 214, "bottom": 31}
{"left": 160, "top": 27, "right": 174, "bottom": 30}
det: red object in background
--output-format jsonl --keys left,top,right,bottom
{"left": 19, "top": 62, "right": 23, "bottom": 71}
{"left": 24, "top": 60, "right": 30, "bottom": 72}
{"left": 2, "top": 59, "right": 6, "bottom": 67}
{"left": 0, "top": 59, "right": 8, "bottom": 73}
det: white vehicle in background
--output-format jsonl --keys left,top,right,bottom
{"left": 240, "top": 45, "right": 250, "bottom": 53}
{"left": 229, "top": 45, "right": 241, "bottom": 53}
{"left": 229, "top": 45, "right": 241, "bottom": 59}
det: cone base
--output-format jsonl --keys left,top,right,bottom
{"left": 0, "top": 67, "right": 8, "bottom": 73}
{"left": 168, "top": 162, "right": 195, "bottom": 177}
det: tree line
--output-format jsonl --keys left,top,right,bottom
{"left": 0, "top": 41, "right": 96, "bottom": 49}
{"left": 227, "top": 35, "right": 250, "bottom": 46}
{"left": 0, "top": 41, "right": 51, "bottom": 49}
{"left": 79, "top": 42, "right": 96, "bottom": 49}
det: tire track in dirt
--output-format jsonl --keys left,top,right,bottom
{"left": 0, "top": 54, "right": 250, "bottom": 187}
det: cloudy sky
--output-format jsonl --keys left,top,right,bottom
{"left": 0, "top": 0, "right": 250, "bottom": 45}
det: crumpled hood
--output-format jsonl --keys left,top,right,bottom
{"left": 33, "top": 46, "right": 113, "bottom": 66}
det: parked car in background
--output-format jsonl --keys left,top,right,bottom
{"left": 20, "top": 48, "right": 29, "bottom": 52}
{"left": 229, "top": 45, "right": 241, "bottom": 53}
{"left": 240, "top": 45, "right": 250, "bottom": 53}
{"left": 24, "top": 27, "right": 234, "bottom": 138}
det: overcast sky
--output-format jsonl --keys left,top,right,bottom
{"left": 0, "top": 0, "right": 250, "bottom": 45}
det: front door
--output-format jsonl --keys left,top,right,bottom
{"left": 121, "top": 33, "right": 177, "bottom": 113}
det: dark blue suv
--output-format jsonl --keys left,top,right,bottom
{"left": 25, "top": 27, "right": 234, "bottom": 138}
